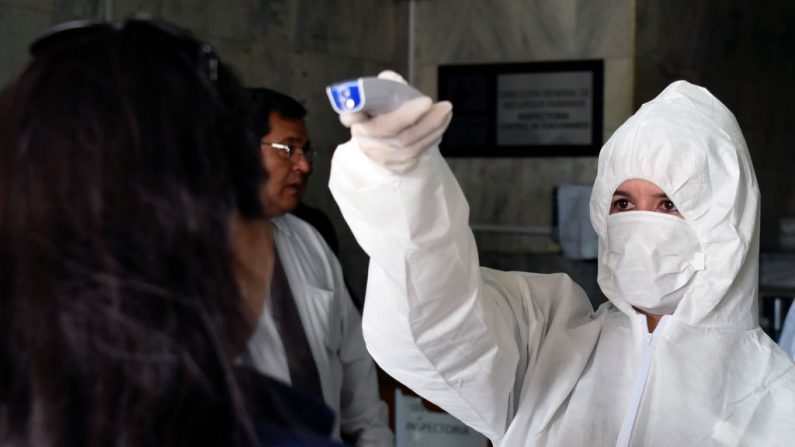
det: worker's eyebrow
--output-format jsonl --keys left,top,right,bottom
{"left": 611, "top": 190, "right": 671, "bottom": 199}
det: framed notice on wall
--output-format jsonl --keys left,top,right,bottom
{"left": 438, "top": 60, "right": 603, "bottom": 157}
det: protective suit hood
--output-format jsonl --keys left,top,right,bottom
{"left": 590, "top": 81, "right": 760, "bottom": 329}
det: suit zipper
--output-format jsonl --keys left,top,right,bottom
{"left": 615, "top": 317, "right": 669, "bottom": 447}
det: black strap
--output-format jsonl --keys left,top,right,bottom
{"left": 269, "top": 248, "right": 324, "bottom": 398}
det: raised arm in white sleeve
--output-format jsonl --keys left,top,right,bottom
{"left": 329, "top": 73, "right": 598, "bottom": 442}
{"left": 330, "top": 136, "right": 519, "bottom": 440}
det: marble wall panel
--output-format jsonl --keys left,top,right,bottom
{"left": 225, "top": 39, "right": 292, "bottom": 90}
{"left": 111, "top": 0, "right": 164, "bottom": 19}
{"left": 411, "top": 62, "right": 438, "bottom": 99}
{"left": 50, "top": 0, "right": 101, "bottom": 21}
{"left": 295, "top": 1, "right": 344, "bottom": 54}
{"left": 413, "top": 0, "right": 634, "bottom": 259}
{"left": 413, "top": 0, "right": 633, "bottom": 65}
{"left": 0, "top": 0, "right": 55, "bottom": 10}
{"left": 574, "top": 0, "right": 633, "bottom": 58}
{"left": 0, "top": 5, "right": 52, "bottom": 85}
{"left": 206, "top": 0, "right": 287, "bottom": 42}
{"left": 414, "top": 0, "right": 578, "bottom": 64}
{"left": 291, "top": 0, "right": 406, "bottom": 64}
{"left": 160, "top": 0, "right": 211, "bottom": 36}
{"left": 603, "top": 56, "right": 633, "bottom": 137}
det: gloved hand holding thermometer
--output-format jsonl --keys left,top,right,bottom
{"left": 326, "top": 71, "right": 453, "bottom": 173}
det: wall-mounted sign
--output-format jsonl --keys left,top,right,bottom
{"left": 438, "top": 60, "right": 603, "bottom": 157}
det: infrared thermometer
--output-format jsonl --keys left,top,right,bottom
{"left": 326, "top": 77, "right": 423, "bottom": 116}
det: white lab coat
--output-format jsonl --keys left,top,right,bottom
{"left": 329, "top": 81, "right": 795, "bottom": 446}
{"left": 246, "top": 213, "right": 393, "bottom": 446}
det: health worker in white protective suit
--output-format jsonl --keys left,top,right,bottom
{"left": 328, "top": 73, "right": 795, "bottom": 446}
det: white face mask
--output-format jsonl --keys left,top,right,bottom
{"left": 605, "top": 212, "right": 705, "bottom": 315}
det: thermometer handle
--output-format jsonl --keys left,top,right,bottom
{"left": 326, "top": 77, "right": 423, "bottom": 116}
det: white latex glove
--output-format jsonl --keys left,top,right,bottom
{"left": 339, "top": 71, "right": 453, "bottom": 173}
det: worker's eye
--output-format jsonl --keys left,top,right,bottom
{"left": 660, "top": 200, "right": 678, "bottom": 212}
{"left": 610, "top": 197, "right": 634, "bottom": 213}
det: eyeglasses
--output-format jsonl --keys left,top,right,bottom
{"left": 262, "top": 142, "right": 315, "bottom": 164}
{"left": 29, "top": 19, "right": 219, "bottom": 81}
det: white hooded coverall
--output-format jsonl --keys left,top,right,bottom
{"left": 329, "top": 81, "right": 795, "bottom": 446}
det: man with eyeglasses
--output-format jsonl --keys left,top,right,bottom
{"left": 245, "top": 88, "right": 393, "bottom": 446}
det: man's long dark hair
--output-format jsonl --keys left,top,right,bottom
{"left": 0, "top": 21, "right": 266, "bottom": 446}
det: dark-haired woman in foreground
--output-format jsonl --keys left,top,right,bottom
{"left": 0, "top": 20, "right": 344, "bottom": 446}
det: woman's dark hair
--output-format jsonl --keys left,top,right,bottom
{"left": 0, "top": 20, "right": 265, "bottom": 446}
